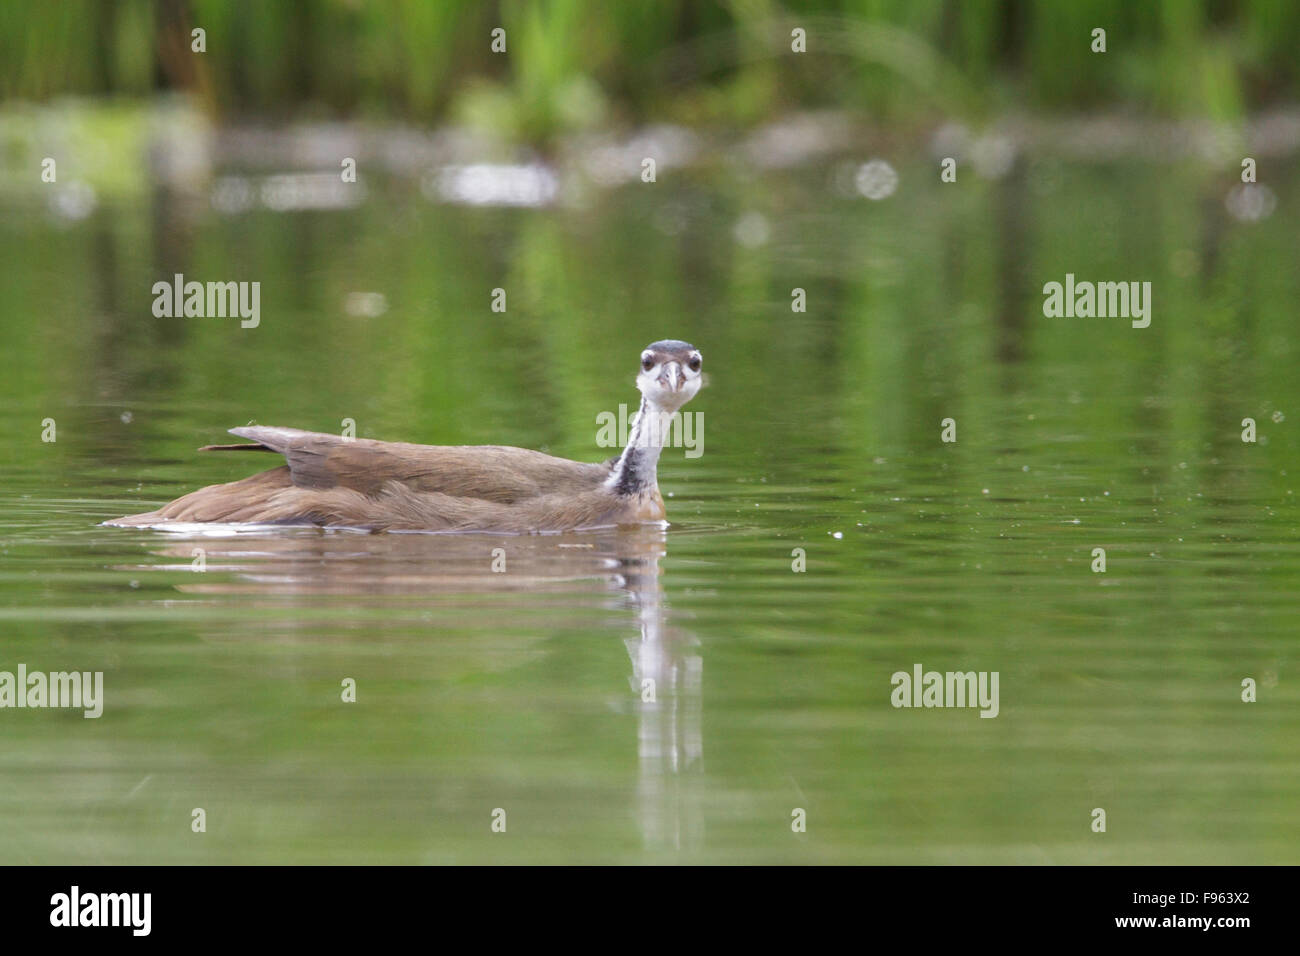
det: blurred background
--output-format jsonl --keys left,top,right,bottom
{"left": 0, "top": 2, "right": 1297, "bottom": 864}
{"left": 6, "top": 0, "right": 1300, "bottom": 127}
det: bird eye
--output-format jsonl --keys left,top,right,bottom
{"left": 641, "top": 356, "right": 655, "bottom": 371}
{"left": 688, "top": 356, "right": 701, "bottom": 372}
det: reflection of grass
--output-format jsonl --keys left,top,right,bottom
{"left": 1, "top": 157, "right": 1298, "bottom": 863}
{"left": 3, "top": 1, "right": 1299, "bottom": 141}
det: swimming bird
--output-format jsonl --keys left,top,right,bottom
{"left": 106, "top": 340, "right": 704, "bottom": 533}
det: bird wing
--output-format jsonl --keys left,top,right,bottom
{"left": 224, "top": 426, "right": 609, "bottom": 504}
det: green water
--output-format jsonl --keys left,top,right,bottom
{"left": 1, "top": 157, "right": 1297, "bottom": 863}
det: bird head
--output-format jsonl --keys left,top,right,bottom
{"left": 636, "top": 340, "right": 703, "bottom": 412}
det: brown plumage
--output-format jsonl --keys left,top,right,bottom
{"left": 106, "top": 340, "right": 704, "bottom": 533}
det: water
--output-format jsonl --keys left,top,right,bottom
{"left": 1, "top": 152, "right": 1297, "bottom": 863}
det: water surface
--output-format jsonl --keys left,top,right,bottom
{"left": 1, "top": 152, "right": 1297, "bottom": 863}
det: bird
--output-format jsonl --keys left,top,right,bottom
{"left": 106, "top": 340, "right": 704, "bottom": 533}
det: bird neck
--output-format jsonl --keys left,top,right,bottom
{"left": 608, "top": 395, "right": 676, "bottom": 496}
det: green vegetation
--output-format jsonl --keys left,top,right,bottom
{"left": 3, "top": 1, "right": 1299, "bottom": 140}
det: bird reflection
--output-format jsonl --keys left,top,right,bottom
{"left": 123, "top": 523, "right": 703, "bottom": 851}
{"left": 617, "top": 532, "right": 705, "bottom": 852}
